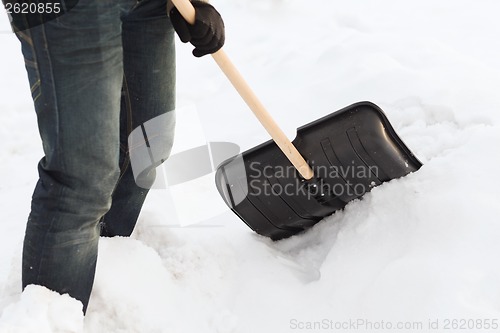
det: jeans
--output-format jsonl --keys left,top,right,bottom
{"left": 11, "top": 0, "right": 176, "bottom": 313}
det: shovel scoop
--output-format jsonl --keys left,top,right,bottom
{"left": 215, "top": 101, "right": 422, "bottom": 240}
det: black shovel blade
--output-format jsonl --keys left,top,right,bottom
{"left": 215, "top": 101, "right": 422, "bottom": 240}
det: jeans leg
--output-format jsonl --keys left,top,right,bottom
{"left": 20, "top": 0, "right": 133, "bottom": 313}
{"left": 100, "top": 0, "right": 176, "bottom": 237}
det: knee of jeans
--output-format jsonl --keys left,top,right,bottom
{"left": 91, "top": 166, "right": 121, "bottom": 199}
{"left": 39, "top": 159, "right": 120, "bottom": 206}
{"left": 74, "top": 166, "right": 120, "bottom": 216}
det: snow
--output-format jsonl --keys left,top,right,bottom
{"left": 0, "top": 286, "right": 84, "bottom": 333}
{"left": 1, "top": 0, "right": 500, "bottom": 332}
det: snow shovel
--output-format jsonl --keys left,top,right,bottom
{"left": 171, "top": 0, "right": 423, "bottom": 240}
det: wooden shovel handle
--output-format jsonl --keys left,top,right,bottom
{"left": 171, "top": 0, "right": 314, "bottom": 180}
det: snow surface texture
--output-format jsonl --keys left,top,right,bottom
{"left": 1, "top": 0, "right": 500, "bottom": 332}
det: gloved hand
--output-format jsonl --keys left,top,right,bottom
{"left": 170, "top": 1, "right": 225, "bottom": 57}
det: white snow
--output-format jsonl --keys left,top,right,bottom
{"left": 1, "top": 0, "right": 500, "bottom": 332}
{"left": 0, "top": 285, "right": 84, "bottom": 333}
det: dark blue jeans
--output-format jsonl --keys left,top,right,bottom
{"left": 12, "top": 0, "right": 176, "bottom": 312}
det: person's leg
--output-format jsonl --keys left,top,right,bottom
{"left": 100, "top": 0, "right": 176, "bottom": 237}
{"left": 19, "top": 0, "right": 133, "bottom": 313}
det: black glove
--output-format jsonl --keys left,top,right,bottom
{"left": 170, "top": 1, "right": 225, "bottom": 57}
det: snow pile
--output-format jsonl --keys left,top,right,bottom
{"left": 1, "top": 0, "right": 500, "bottom": 332}
{"left": 0, "top": 285, "right": 84, "bottom": 333}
